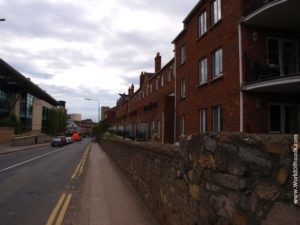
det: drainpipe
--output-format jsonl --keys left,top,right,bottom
{"left": 173, "top": 46, "right": 177, "bottom": 142}
{"left": 238, "top": 23, "right": 244, "bottom": 132}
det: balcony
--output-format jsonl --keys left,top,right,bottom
{"left": 243, "top": 0, "right": 300, "bottom": 31}
{"left": 243, "top": 39, "right": 300, "bottom": 93}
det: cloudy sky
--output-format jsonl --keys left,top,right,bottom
{"left": 0, "top": 0, "right": 197, "bottom": 122}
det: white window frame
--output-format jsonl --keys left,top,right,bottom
{"left": 213, "top": 48, "right": 223, "bottom": 78}
{"left": 161, "top": 75, "right": 164, "bottom": 87}
{"left": 180, "top": 45, "right": 186, "bottom": 64}
{"left": 180, "top": 79, "right": 186, "bottom": 98}
{"left": 199, "top": 57, "right": 208, "bottom": 84}
{"left": 199, "top": 11, "right": 207, "bottom": 37}
{"left": 213, "top": 106, "right": 223, "bottom": 132}
{"left": 199, "top": 109, "right": 207, "bottom": 133}
{"left": 211, "top": 0, "right": 221, "bottom": 25}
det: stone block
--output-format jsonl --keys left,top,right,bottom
{"left": 198, "top": 154, "right": 216, "bottom": 169}
{"left": 276, "top": 167, "right": 289, "bottom": 185}
{"left": 214, "top": 173, "right": 240, "bottom": 190}
{"left": 232, "top": 210, "right": 246, "bottom": 225}
{"left": 204, "top": 136, "right": 217, "bottom": 152}
{"left": 262, "top": 202, "right": 300, "bottom": 225}
{"left": 228, "top": 164, "right": 247, "bottom": 176}
{"left": 189, "top": 184, "right": 201, "bottom": 200}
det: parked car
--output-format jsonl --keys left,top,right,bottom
{"left": 66, "top": 137, "right": 73, "bottom": 144}
{"left": 58, "top": 136, "right": 67, "bottom": 145}
{"left": 51, "top": 137, "right": 64, "bottom": 147}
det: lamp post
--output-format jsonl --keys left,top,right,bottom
{"left": 0, "top": 19, "right": 5, "bottom": 22}
{"left": 84, "top": 98, "right": 100, "bottom": 123}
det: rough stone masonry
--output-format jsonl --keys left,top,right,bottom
{"left": 100, "top": 132, "right": 300, "bottom": 225}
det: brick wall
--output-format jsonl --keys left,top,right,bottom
{"left": 101, "top": 133, "right": 300, "bottom": 225}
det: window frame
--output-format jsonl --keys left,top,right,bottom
{"left": 211, "top": 0, "right": 221, "bottom": 25}
{"left": 212, "top": 48, "right": 223, "bottom": 78}
{"left": 199, "top": 11, "right": 207, "bottom": 37}
{"left": 212, "top": 106, "right": 223, "bottom": 132}
{"left": 199, "top": 57, "right": 208, "bottom": 84}
{"left": 180, "top": 79, "right": 186, "bottom": 98}
{"left": 199, "top": 109, "right": 207, "bottom": 133}
{"left": 180, "top": 45, "right": 186, "bottom": 64}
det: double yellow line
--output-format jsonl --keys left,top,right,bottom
{"left": 46, "top": 193, "right": 72, "bottom": 225}
{"left": 71, "top": 143, "right": 91, "bottom": 180}
{"left": 45, "top": 143, "right": 92, "bottom": 225}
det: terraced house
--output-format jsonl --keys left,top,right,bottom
{"left": 112, "top": 53, "right": 175, "bottom": 143}
{"left": 110, "top": 0, "right": 300, "bottom": 142}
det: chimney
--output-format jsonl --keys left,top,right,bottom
{"left": 155, "top": 52, "right": 161, "bottom": 73}
{"left": 131, "top": 84, "right": 134, "bottom": 95}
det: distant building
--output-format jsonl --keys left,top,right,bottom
{"left": 0, "top": 58, "right": 62, "bottom": 132}
{"left": 101, "top": 106, "right": 110, "bottom": 121}
{"left": 67, "top": 113, "right": 81, "bottom": 121}
{"left": 67, "top": 120, "right": 81, "bottom": 134}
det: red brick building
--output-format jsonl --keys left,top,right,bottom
{"left": 173, "top": 0, "right": 300, "bottom": 138}
{"left": 112, "top": 53, "right": 175, "bottom": 143}
{"left": 110, "top": 0, "right": 300, "bottom": 142}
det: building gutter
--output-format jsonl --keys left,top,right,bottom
{"left": 238, "top": 23, "right": 244, "bottom": 132}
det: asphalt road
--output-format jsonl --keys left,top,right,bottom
{"left": 0, "top": 138, "right": 91, "bottom": 225}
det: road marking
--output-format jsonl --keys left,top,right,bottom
{"left": 0, "top": 146, "right": 68, "bottom": 173}
{"left": 71, "top": 143, "right": 91, "bottom": 180}
{"left": 55, "top": 194, "right": 72, "bottom": 225}
{"left": 46, "top": 193, "right": 66, "bottom": 225}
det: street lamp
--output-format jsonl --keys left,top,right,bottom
{"left": 84, "top": 98, "right": 100, "bottom": 123}
{"left": 0, "top": 19, "right": 6, "bottom": 22}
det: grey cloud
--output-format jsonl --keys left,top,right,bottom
{"left": 0, "top": 0, "right": 101, "bottom": 42}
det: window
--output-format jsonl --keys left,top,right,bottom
{"left": 199, "top": 57, "right": 208, "bottom": 84}
{"left": 168, "top": 67, "right": 173, "bottom": 81}
{"left": 150, "top": 83, "right": 153, "bottom": 94}
{"left": 213, "top": 48, "right": 223, "bottom": 77}
{"left": 146, "top": 85, "right": 149, "bottom": 96}
{"left": 199, "top": 11, "right": 207, "bottom": 37}
{"left": 199, "top": 109, "right": 207, "bottom": 133}
{"left": 156, "top": 77, "right": 159, "bottom": 89}
{"left": 211, "top": 0, "right": 221, "bottom": 25}
{"left": 268, "top": 38, "right": 298, "bottom": 76}
{"left": 180, "top": 79, "right": 186, "bottom": 98}
{"left": 180, "top": 115, "right": 185, "bottom": 136}
{"left": 180, "top": 45, "right": 186, "bottom": 64}
{"left": 156, "top": 120, "right": 161, "bottom": 137}
{"left": 212, "top": 106, "right": 223, "bottom": 132}
{"left": 161, "top": 75, "right": 164, "bottom": 87}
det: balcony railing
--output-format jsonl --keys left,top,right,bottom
{"left": 244, "top": 0, "right": 276, "bottom": 16}
{"left": 244, "top": 53, "right": 299, "bottom": 85}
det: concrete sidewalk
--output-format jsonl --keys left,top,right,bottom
{"left": 74, "top": 143, "right": 159, "bottom": 225}
{"left": 0, "top": 142, "right": 50, "bottom": 155}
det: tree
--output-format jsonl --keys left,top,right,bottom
{"left": 92, "top": 119, "right": 110, "bottom": 140}
{"left": 46, "top": 108, "right": 67, "bottom": 135}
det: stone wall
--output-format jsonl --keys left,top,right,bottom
{"left": 100, "top": 133, "right": 300, "bottom": 225}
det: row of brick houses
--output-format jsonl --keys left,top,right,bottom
{"left": 107, "top": 0, "right": 300, "bottom": 143}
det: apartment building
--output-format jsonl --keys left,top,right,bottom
{"left": 173, "top": 0, "right": 300, "bottom": 138}
{"left": 111, "top": 0, "right": 300, "bottom": 142}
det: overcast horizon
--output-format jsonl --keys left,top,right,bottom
{"left": 0, "top": 0, "right": 197, "bottom": 122}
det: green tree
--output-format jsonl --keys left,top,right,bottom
{"left": 92, "top": 119, "right": 110, "bottom": 140}
{"left": 46, "top": 108, "right": 67, "bottom": 135}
